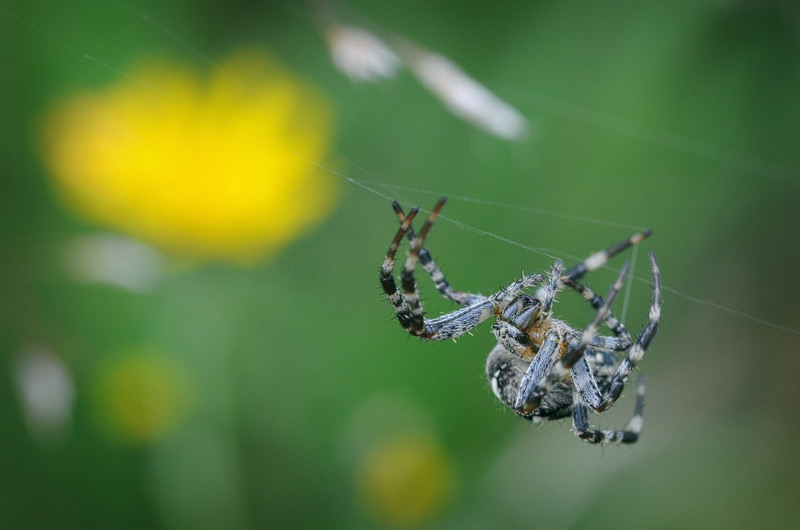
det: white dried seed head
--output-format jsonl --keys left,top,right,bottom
{"left": 326, "top": 25, "right": 402, "bottom": 82}
{"left": 405, "top": 49, "right": 529, "bottom": 140}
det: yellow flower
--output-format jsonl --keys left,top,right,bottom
{"left": 357, "top": 433, "right": 455, "bottom": 527}
{"left": 92, "top": 351, "right": 191, "bottom": 443}
{"left": 42, "top": 50, "right": 337, "bottom": 264}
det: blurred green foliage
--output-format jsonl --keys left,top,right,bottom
{"left": 2, "top": 1, "right": 799, "bottom": 529}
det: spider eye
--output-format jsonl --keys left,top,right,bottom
{"left": 517, "top": 295, "right": 537, "bottom": 307}
{"left": 519, "top": 296, "right": 541, "bottom": 312}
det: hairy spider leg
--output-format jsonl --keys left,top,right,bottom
{"left": 392, "top": 198, "right": 486, "bottom": 307}
{"left": 539, "top": 259, "right": 564, "bottom": 316}
{"left": 511, "top": 328, "right": 564, "bottom": 415}
{"left": 382, "top": 199, "right": 547, "bottom": 340}
{"left": 562, "top": 262, "right": 630, "bottom": 368}
{"left": 563, "top": 229, "right": 652, "bottom": 283}
{"left": 513, "top": 262, "right": 630, "bottom": 415}
{"left": 572, "top": 376, "right": 645, "bottom": 444}
{"left": 532, "top": 228, "right": 649, "bottom": 307}
{"left": 380, "top": 206, "right": 422, "bottom": 333}
{"left": 573, "top": 252, "right": 661, "bottom": 413}
{"left": 595, "top": 252, "right": 661, "bottom": 411}
{"left": 561, "top": 275, "right": 634, "bottom": 352}
{"left": 398, "top": 198, "right": 448, "bottom": 334}
{"left": 536, "top": 230, "right": 652, "bottom": 363}
{"left": 420, "top": 276, "right": 548, "bottom": 341}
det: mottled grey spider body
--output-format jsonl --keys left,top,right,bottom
{"left": 380, "top": 198, "right": 661, "bottom": 444}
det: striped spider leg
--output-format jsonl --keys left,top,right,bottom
{"left": 379, "top": 197, "right": 546, "bottom": 341}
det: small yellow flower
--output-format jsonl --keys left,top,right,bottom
{"left": 42, "top": 50, "right": 337, "bottom": 264}
{"left": 357, "top": 433, "right": 455, "bottom": 527}
{"left": 92, "top": 351, "right": 191, "bottom": 444}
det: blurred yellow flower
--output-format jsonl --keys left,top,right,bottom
{"left": 357, "top": 433, "right": 455, "bottom": 527}
{"left": 42, "top": 50, "right": 337, "bottom": 264}
{"left": 93, "top": 351, "right": 191, "bottom": 444}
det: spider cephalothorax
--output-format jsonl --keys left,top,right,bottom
{"left": 380, "top": 197, "right": 661, "bottom": 444}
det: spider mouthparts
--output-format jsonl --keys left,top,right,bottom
{"left": 515, "top": 305, "right": 540, "bottom": 330}
{"left": 513, "top": 397, "right": 537, "bottom": 417}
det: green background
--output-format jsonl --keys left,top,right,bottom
{"left": 2, "top": 0, "right": 799, "bottom": 528}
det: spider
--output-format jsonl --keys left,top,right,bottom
{"left": 380, "top": 197, "right": 661, "bottom": 444}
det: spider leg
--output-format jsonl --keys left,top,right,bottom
{"left": 572, "top": 376, "right": 645, "bottom": 444}
{"left": 539, "top": 259, "right": 564, "bottom": 315}
{"left": 594, "top": 252, "right": 661, "bottom": 412}
{"left": 423, "top": 273, "right": 547, "bottom": 340}
{"left": 563, "top": 229, "right": 651, "bottom": 283}
{"left": 559, "top": 265, "right": 628, "bottom": 416}
{"left": 569, "top": 253, "right": 660, "bottom": 412}
{"left": 561, "top": 262, "right": 630, "bottom": 368}
{"left": 397, "top": 198, "right": 448, "bottom": 334}
{"left": 393, "top": 200, "right": 486, "bottom": 307}
{"left": 533, "top": 228, "right": 648, "bottom": 306}
{"left": 561, "top": 275, "right": 633, "bottom": 351}
{"left": 381, "top": 198, "right": 547, "bottom": 340}
{"left": 380, "top": 206, "right": 423, "bottom": 334}
{"left": 512, "top": 330, "right": 565, "bottom": 415}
